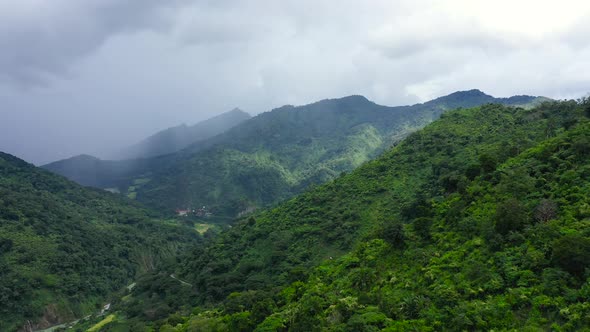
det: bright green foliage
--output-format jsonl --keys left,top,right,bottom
{"left": 43, "top": 90, "right": 544, "bottom": 217}
{"left": 114, "top": 99, "right": 590, "bottom": 331}
{"left": 0, "top": 153, "right": 199, "bottom": 331}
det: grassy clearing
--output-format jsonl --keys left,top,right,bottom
{"left": 194, "top": 223, "right": 212, "bottom": 234}
{"left": 133, "top": 178, "right": 151, "bottom": 185}
{"left": 87, "top": 314, "right": 115, "bottom": 332}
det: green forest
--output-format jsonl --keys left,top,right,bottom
{"left": 98, "top": 98, "right": 590, "bottom": 331}
{"left": 0, "top": 153, "right": 199, "bottom": 331}
{"left": 43, "top": 90, "right": 545, "bottom": 218}
{"left": 3, "top": 95, "right": 589, "bottom": 331}
{"left": 4, "top": 1, "right": 588, "bottom": 330}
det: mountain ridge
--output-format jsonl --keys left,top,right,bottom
{"left": 0, "top": 151, "right": 199, "bottom": 331}
{"left": 111, "top": 97, "right": 590, "bottom": 331}
{"left": 43, "top": 90, "right": 546, "bottom": 217}
{"left": 107, "top": 108, "right": 251, "bottom": 160}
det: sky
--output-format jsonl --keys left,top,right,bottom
{"left": 0, "top": 0, "right": 589, "bottom": 165}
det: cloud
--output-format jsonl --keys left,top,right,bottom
{"left": 0, "top": 0, "right": 187, "bottom": 86}
{"left": 0, "top": 0, "right": 589, "bottom": 164}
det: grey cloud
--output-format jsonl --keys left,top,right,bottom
{"left": 0, "top": 0, "right": 187, "bottom": 87}
{"left": 0, "top": 1, "right": 589, "bottom": 165}
{"left": 562, "top": 18, "right": 590, "bottom": 51}
{"left": 367, "top": 19, "right": 536, "bottom": 61}
{"left": 175, "top": 2, "right": 281, "bottom": 45}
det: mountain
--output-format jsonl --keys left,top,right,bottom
{"left": 42, "top": 154, "right": 164, "bottom": 190}
{"left": 109, "top": 108, "right": 251, "bottom": 160}
{"left": 110, "top": 98, "right": 590, "bottom": 330}
{"left": 43, "top": 90, "right": 546, "bottom": 218}
{"left": 0, "top": 152, "right": 199, "bottom": 331}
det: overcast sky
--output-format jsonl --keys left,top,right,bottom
{"left": 1, "top": 0, "right": 589, "bottom": 164}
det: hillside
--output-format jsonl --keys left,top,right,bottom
{"left": 0, "top": 153, "right": 199, "bottom": 331}
{"left": 41, "top": 154, "right": 173, "bottom": 190}
{"left": 43, "top": 90, "right": 545, "bottom": 217}
{"left": 108, "top": 98, "right": 590, "bottom": 330}
{"left": 42, "top": 108, "right": 251, "bottom": 189}
{"left": 109, "top": 108, "right": 251, "bottom": 160}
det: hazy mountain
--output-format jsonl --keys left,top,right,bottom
{"left": 0, "top": 152, "right": 199, "bottom": 331}
{"left": 117, "top": 98, "right": 590, "bottom": 330}
{"left": 108, "top": 108, "right": 251, "bottom": 160}
{"left": 43, "top": 90, "right": 546, "bottom": 217}
{"left": 42, "top": 154, "right": 162, "bottom": 190}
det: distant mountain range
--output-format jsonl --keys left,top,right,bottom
{"left": 43, "top": 90, "right": 548, "bottom": 217}
{"left": 108, "top": 108, "right": 251, "bottom": 160}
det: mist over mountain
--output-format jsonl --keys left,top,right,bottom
{"left": 43, "top": 90, "right": 545, "bottom": 218}
{"left": 2, "top": 1, "right": 590, "bottom": 331}
{"left": 108, "top": 108, "right": 251, "bottom": 160}
{"left": 1, "top": 0, "right": 588, "bottom": 167}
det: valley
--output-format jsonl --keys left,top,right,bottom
{"left": 42, "top": 90, "right": 546, "bottom": 219}
{"left": 2, "top": 2, "right": 589, "bottom": 331}
{"left": 0, "top": 153, "right": 200, "bottom": 331}
{"left": 58, "top": 97, "right": 590, "bottom": 331}
{"left": 3, "top": 94, "right": 588, "bottom": 331}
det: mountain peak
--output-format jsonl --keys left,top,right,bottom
{"left": 446, "top": 89, "right": 491, "bottom": 98}
{"left": 312, "top": 95, "right": 373, "bottom": 108}
{"left": 70, "top": 154, "right": 101, "bottom": 161}
{"left": 425, "top": 89, "right": 495, "bottom": 106}
{"left": 339, "top": 94, "right": 370, "bottom": 102}
{"left": 222, "top": 107, "right": 251, "bottom": 119}
{"left": 208, "top": 108, "right": 251, "bottom": 122}
{"left": 331, "top": 95, "right": 372, "bottom": 105}
{"left": 229, "top": 107, "right": 248, "bottom": 114}
{"left": 42, "top": 154, "right": 101, "bottom": 168}
{"left": 105, "top": 108, "right": 251, "bottom": 160}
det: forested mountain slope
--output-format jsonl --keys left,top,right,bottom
{"left": 111, "top": 99, "right": 590, "bottom": 331}
{"left": 109, "top": 108, "right": 251, "bottom": 160}
{"left": 43, "top": 90, "right": 545, "bottom": 217}
{"left": 0, "top": 153, "right": 199, "bottom": 331}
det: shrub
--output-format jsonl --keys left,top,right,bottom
{"left": 534, "top": 199, "right": 557, "bottom": 223}
{"left": 494, "top": 199, "right": 529, "bottom": 235}
{"left": 552, "top": 234, "right": 590, "bottom": 278}
{"left": 380, "top": 221, "right": 406, "bottom": 249}
{"left": 413, "top": 217, "right": 432, "bottom": 241}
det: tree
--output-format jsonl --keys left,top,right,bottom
{"left": 497, "top": 167, "right": 535, "bottom": 198}
{"left": 465, "top": 163, "right": 481, "bottom": 180}
{"left": 552, "top": 234, "right": 590, "bottom": 278}
{"left": 413, "top": 217, "right": 432, "bottom": 241}
{"left": 400, "top": 193, "right": 432, "bottom": 221}
{"left": 381, "top": 220, "right": 406, "bottom": 249}
{"left": 479, "top": 153, "right": 497, "bottom": 174}
{"left": 581, "top": 96, "right": 590, "bottom": 118}
{"left": 534, "top": 199, "right": 557, "bottom": 223}
{"left": 0, "top": 238, "right": 13, "bottom": 253}
{"left": 573, "top": 136, "right": 590, "bottom": 157}
{"left": 494, "top": 198, "right": 529, "bottom": 235}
